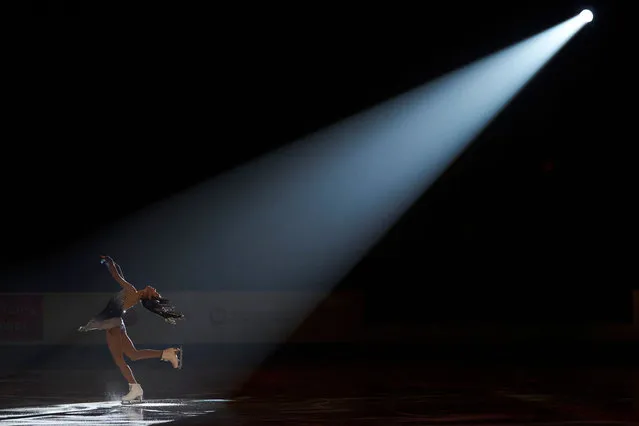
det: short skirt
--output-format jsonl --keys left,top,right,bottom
{"left": 77, "top": 296, "right": 125, "bottom": 332}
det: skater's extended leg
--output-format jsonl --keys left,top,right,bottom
{"left": 121, "top": 328, "right": 163, "bottom": 361}
{"left": 119, "top": 325, "right": 181, "bottom": 368}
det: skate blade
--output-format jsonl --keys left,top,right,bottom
{"left": 121, "top": 397, "right": 143, "bottom": 405}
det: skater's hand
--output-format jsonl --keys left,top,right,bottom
{"left": 100, "top": 255, "right": 113, "bottom": 265}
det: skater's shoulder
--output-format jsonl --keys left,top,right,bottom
{"left": 113, "top": 289, "right": 134, "bottom": 303}
{"left": 118, "top": 288, "right": 143, "bottom": 310}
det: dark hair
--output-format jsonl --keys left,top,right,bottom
{"left": 141, "top": 297, "right": 185, "bottom": 325}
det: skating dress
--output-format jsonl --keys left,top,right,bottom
{"left": 78, "top": 289, "right": 139, "bottom": 331}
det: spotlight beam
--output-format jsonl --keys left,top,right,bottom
{"left": 84, "top": 11, "right": 590, "bottom": 293}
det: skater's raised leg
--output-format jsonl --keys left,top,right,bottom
{"left": 119, "top": 325, "right": 182, "bottom": 368}
{"left": 120, "top": 327, "right": 163, "bottom": 361}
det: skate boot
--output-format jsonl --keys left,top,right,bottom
{"left": 161, "top": 347, "right": 182, "bottom": 369}
{"left": 121, "top": 383, "right": 143, "bottom": 404}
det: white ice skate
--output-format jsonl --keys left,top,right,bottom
{"left": 161, "top": 346, "right": 182, "bottom": 369}
{"left": 121, "top": 383, "right": 143, "bottom": 404}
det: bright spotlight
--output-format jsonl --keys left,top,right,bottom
{"left": 579, "top": 9, "right": 593, "bottom": 23}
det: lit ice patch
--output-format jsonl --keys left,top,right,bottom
{"left": 0, "top": 398, "right": 229, "bottom": 425}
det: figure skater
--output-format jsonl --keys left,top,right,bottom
{"left": 78, "top": 255, "right": 185, "bottom": 403}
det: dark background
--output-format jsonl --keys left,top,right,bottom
{"left": 6, "top": 0, "right": 631, "bottom": 324}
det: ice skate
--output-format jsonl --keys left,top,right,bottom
{"left": 121, "top": 383, "right": 143, "bottom": 404}
{"left": 161, "top": 346, "right": 182, "bottom": 369}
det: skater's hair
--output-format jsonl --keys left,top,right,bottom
{"left": 141, "top": 297, "right": 185, "bottom": 325}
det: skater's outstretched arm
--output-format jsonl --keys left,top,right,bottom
{"left": 100, "top": 255, "right": 137, "bottom": 294}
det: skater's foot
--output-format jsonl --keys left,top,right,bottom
{"left": 161, "top": 347, "right": 181, "bottom": 369}
{"left": 121, "top": 383, "right": 143, "bottom": 403}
